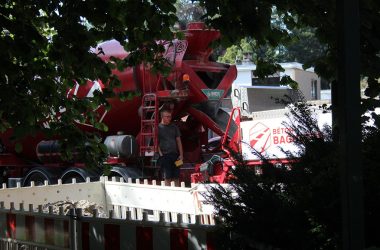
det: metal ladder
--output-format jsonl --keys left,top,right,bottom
{"left": 139, "top": 93, "right": 158, "bottom": 157}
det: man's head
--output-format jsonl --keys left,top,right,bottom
{"left": 160, "top": 109, "right": 172, "bottom": 125}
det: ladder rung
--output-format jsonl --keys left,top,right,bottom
{"left": 143, "top": 96, "right": 156, "bottom": 100}
{"left": 142, "top": 106, "right": 156, "bottom": 109}
{"left": 140, "top": 148, "right": 155, "bottom": 151}
{"left": 141, "top": 119, "right": 155, "bottom": 123}
{"left": 141, "top": 133, "right": 154, "bottom": 136}
{"left": 140, "top": 93, "right": 158, "bottom": 157}
{"left": 143, "top": 99, "right": 155, "bottom": 103}
{"left": 142, "top": 101, "right": 155, "bottom": 105}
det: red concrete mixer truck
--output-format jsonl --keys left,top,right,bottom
{"left": 0, "top": 23, "right": 241, "bottom": 187}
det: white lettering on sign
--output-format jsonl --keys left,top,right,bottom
{"left": 201, "top": 89, "right": 224, "bottom": 100}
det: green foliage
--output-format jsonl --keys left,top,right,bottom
{"left": 278, "top": 27, "right": 327, "bottom": 66}
{"left": 175, "top": 0, "right": 205, "bottom": 27}
{"left": 0, "top": 0, "right": 178, "bottom": 167}
{"left": 217, "top": 25, "right": 326, "bottom": 91}
{"left": 218, "top": 44, "right": 243, "bottom": 64}
{"left": 199, "top": 0, "right": 380, "bottom": 111}
{"left": 208, "top": 100, "right": 380, "bottom": 249}
{"left": 2, "top": 0, "right": 379, "bottom": 168}
{"left": 218, "top": 37, "right": 284, "bottom": 65}
{"left": 208, "top": 161, "right": 317, "bottom": 249}
{"left": 218, "top": 38, "right": 252, "bottom": 64}
{"left": 280, "top": 75, "right": 299, "bottom": 89}
{"left": 254, "top": 59, "right": 283, "bottom": 78}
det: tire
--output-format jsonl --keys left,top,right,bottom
{"left": 22, "top": 167, "right": 61, "bottom": 187}
{"left": 105, "top": 166, "right": 143, "bottom": 182}
{"left": 24, "top": 172, "right": 51, "bottom": 186}
{"left": 61, "top": 174, "right": 86, "bottom": 184}
{"left": 60, "top": 167, "right": 100, "bottom": 184}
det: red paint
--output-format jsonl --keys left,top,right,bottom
{"left": 0, "top": 22, "right": 240, "bottom": 185}
{"left": 170, "top": 228, "right": 188, "bottom": 250}
{"left": 218, "top": 66, "right": 238, "bottom": 98}
{"left": 44, "top": 218, "right": 55, "bottom": 245}
{"left": 25, "top": 215, "right": 35, "bottom": 241}
{"left": 6, "top": 213, "right": 16, "bottom": 239}
{"left": 249, "top": 123, "right": 271, "bottom": 153}
{"left": 64, "top": 220, "right": 70, "bottom": 248}
{"left": 81, "top": 222, "right": 90, "bottom": 250}
{"left": 105, "top": 224, "right": 120, "bottom": 250}
{"left": 206, "top": 232, "right": 216, "bottom": 250}
{"left": 136, "top": 226, "right": 153, "bottom": 250}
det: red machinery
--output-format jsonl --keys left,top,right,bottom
{"left": 0, "top": 22, "right": 240, "bottom": 186}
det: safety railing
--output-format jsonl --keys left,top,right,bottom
{"left": 0, "top": 202, "right": 72, "bottom": 250}
{"left": 0, "top": 201, "right": 216, "bottom": 250}
{"left": 0, "top": 176, "right": 217, "bottom": 222}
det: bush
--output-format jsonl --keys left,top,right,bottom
{"left": 207, "top": 101, "right": 380, "bottom": 249}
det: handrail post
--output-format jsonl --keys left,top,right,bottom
{"left": 69, "top": 208, "right": 78, "bottom": 250}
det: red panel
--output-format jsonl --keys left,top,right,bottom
{"left": 64, "top": 220, "right": 70, "bottom": 248}
{"left": 185, "top": 25, "right": 220, "bottom": 61}
{"left": 217, "top": 65, "right": 237, "bottom": 97}
{"left": 170, "top": 228, "right": 188, "bottom": 250}
{"left": 187, "top": 107, "right": 225, "bottom": 136}
{"left": 182, "top": 63, "right": 208, "bottom": 103}
{"left": 81, "top": 222, "right": 90, "bottom": 250}
{"left": 207, "top": 232, "right": 216, "bottom": 250}
{"left": 0, "top": 154, "right": 27, "bottom": 166}
{"left": 25, "top": 215, "right": 35, "bottom": 241}
{"left": 44, "top": 218, "right": 55, "bottom": 245}
{"left": 136, "top": 226, "right": 153, "bottom": 250}
{"left": 76, "top": 81, "right": 94, "bottom": 98}
{"left": 104, "top": 224, "right": 120, "bottom": 250}
{"left": 6, "top": 213, "right": 16, "bottom": 239}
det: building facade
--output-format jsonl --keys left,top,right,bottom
{"left": 231, "top": 62, "right": 322, "bottom": 115}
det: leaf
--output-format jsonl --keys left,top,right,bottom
{"left": 254, "top": 60, "right": 283, "bottom": 78}
{"left": 280, "top": 75, "right": 299, "bottom": 90}
{"left": 99, "top": 143, "right": 109, "bottom": 154}
{"left": 15, "top": 142, "right": 23, "bottom": 153}
{"left": 94, "top": 122, "right": 108, "bottom": 132}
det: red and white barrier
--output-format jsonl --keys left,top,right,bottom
{"left": 76, "top": 212, "right": 215, "bottom": 250}
{"left": 0, "top": 202, "right": 71, "bottom": 249}
{"left": 0, "top": 202, "right": 216, "bottom": 250}
{"left": 0, "top": 177, "right": 218, "bottom": 222}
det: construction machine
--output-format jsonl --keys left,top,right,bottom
{"left": 0, "top": 22, "right": 241, "bottom": 187}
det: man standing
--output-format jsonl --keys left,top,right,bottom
{"left": 158, "top": 109, "right": 183, "bottom": 185}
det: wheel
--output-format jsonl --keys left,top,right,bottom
{"left": 107, "top": 172, "right": 124, "bottom": 182}
{"left": 60, "top": 167, "right": 100, "bottom": 184}
{"left": 105, "top": 166, "right": 143, "bottom": 182}
{"left": 22, "top": 167, "right": 61, "bottom": 187}
{"left": 24, "top": 172, "right": 51, "bottom": 186}
{"left": 61, "top": 174, "right": 86, "bottom": 184}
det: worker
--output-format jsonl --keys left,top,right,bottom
{"left": 158, "top": 109, "right": 183, "bottom": 186}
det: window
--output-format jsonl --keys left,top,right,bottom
{"left": 251, "top": 71, "right": 281, "bottom": 86}
{"left": 311, "top": 79, "right": 318, "bottom": 100}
